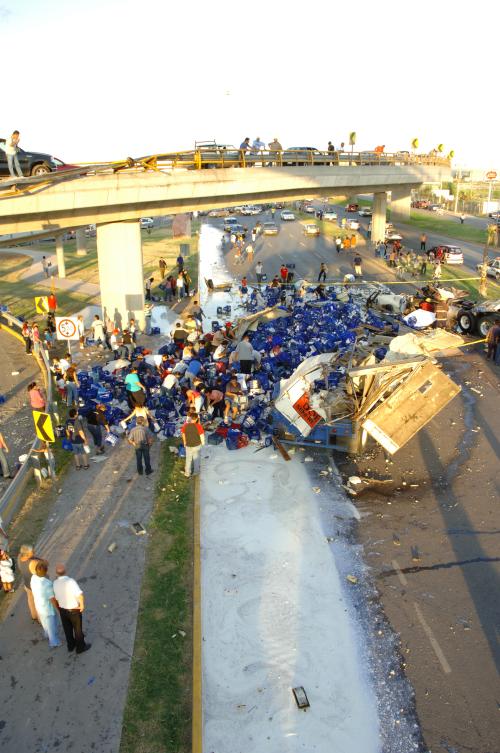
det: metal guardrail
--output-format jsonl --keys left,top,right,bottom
{"left": 0, "top": 311, "right": 54, "bottom": 528}
{"left": 0, "top": 150, "right": 451, "bottom": 198}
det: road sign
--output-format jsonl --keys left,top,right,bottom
{"left": 35, "top": 296, "right": 49, "bottom": 315}
{"left": 55, "top": 316, "right": 79, "bottom": 341}
{"left": 33, "top": 410, "right": 55, "bottom": 443}
{"left": 486, "top": 171, "right": 497, "bottom": 180}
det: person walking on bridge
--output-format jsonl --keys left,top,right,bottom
{"left": 4, "top": 130, "right": 23, "bottom": 178}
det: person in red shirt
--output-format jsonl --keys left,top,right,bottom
{"left": 47, "top": 293, "right": 57, "bottom": 313}
{"left": 181, "top": 412, "right": 205, "bottom": 478}
{"left": 280, "top": 264, "right": 288, "bottom": 283}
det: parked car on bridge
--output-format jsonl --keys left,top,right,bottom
{"left": 0, "top": 140, "right": 58, "bottom": 176}
{"left": 323, "top": 210, "right": 338, "bottom": 221}
{"left": 283, "top": 147, "right": 322, "bottom": 166}
{"left": 140, "top": 217, "right": 154, "bottom": 229}
{"left": 262, "top": 222, "right": 279, "bottom": 235}
{"left": 280, "top": 210, "right": 295, "bottom": 221}
{"left": 427, "top": 245, "right": 463, "bottom": 264}
{"left": 476, "top": 257, "right": 500, "bottom": 280}
{"left": 303, "top": 223, "right": 320, "bottom": 236}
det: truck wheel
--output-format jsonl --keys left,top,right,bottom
{"left": 477, "top": 316, "right": 496, "bottom": 338}
{"left": 31, "top": 162, "right": 51, "bottom": 176}
{"left": 457, "top": 310, "right": 476, "bottom": 334}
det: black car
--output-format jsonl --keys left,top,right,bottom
{"left": 0, "top": 140, "right": 57, "bottom": 177}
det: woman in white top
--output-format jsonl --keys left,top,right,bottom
{"left": 122, "top": 404, "right": 154, "bottom": 427}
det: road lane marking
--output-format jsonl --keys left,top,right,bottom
{"left": 391, "top": 559, "right": 408, "bottom": 586}
{"left": 414, "top": 603, "right": 452, "bottom": 675}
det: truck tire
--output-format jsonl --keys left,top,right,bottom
{"left": 456, "top": 309, "right": 476, "bottom": 334}
{"left": 477, "top": 315, "right": 496, "bottom": 338}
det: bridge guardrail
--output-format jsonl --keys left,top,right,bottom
{"left": 0, "top": 311, "right": 54, "bottom": 529}
{"left": 0, "top": 150, "right": 451, "bottom": 198}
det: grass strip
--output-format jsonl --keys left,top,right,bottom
{"left": 120, "top": 441, "right": 193, "bottom": 753}
{"left": 403, "top": 212, "right": 487, "bottom": 244}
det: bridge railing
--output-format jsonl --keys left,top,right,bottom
{"left": 0, "top": 149, "right": 450, "bottom": 197}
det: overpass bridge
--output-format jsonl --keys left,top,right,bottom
{"left": 0, "top": 152, "right": 451, "bottom": 327}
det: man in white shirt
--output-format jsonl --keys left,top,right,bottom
{"left": 53, "top": 564, "right": 91, "bottom": 654}
{"left": 91, "top": 315, "right": 106, "bottom": 346}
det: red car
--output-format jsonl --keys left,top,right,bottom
{"left": 53, "top": 157, "right": 80, "bottom": 171}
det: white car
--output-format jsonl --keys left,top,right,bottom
{"left": 305, "top": 205, "right": 316, "bottom": 214}
{"left": 281, "top": 210, "right": 295, "bottom": 221}
{"left": 241, "top": 205, "right": 262, "bottom": 215}
{"left": 385, "top": 230, "right": 403, "bottom": 242}
{"left": 304, "top": 223, "right": 320, "bottom": 236}
{"left": 323, "top": 210, "right": 338, "bottom": 221}
{"left": 140, "top": 217, "right": 154, "bottom": 229}
{"left": 358, "top": 208, "right": 372, "bottom": 217}
{"left": 476, "top": 257, "right": 500, "bottom": 280}
{"left": 347, "top": 219, "right": 360, "bottom": 230}
{"left": 445, "top": 247, "right": 464, "bottom": 265}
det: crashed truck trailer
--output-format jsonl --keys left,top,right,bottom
{"left": 270, "top": 338, "right": 463, "bottom": 456}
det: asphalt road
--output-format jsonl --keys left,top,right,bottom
{"left": 203, "top": 211, "right": 500, "bottom": 753}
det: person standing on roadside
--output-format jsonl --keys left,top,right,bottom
{"left": 335, "top": 236, "right": 342, "bottom": 254}
{"left": 86, "top": 403, "right": 110, "bottom": 455}
{"left": 5, "top": 130, "right": 23, "bottom": 177}
{"left": 91, "top": 314, "right": 106, "bottom": 347}
{"left": 145, "top": 277, "right": 154, "bottom": 301}
{"left": 31, "top": 323, "right": 42, "bottom": 356}
{"left": 127, "top": 416, "right": 154, "bottom": 475}
{"left": 318, "top": 263, "right": 328, "bottom": 282}
{"left": 30, "top": 560, "right": 61, "bottom": 648}
{"left": 353, "top": 253, "right": 363, "bottom": 277}
{"left": 53, "top": 563, "right": 91, "bottom": 654}
{"left": 28, "top": 381, "right": 46, "bottom": 411}
{"left": 17, "top": 544, "right": 39, "bottom": 621}
{"left": 433, "top": 259, "right": 442, "bottom": 282}
{"left": 0, "top": 431, "right": 12, "bottom": 480}
{"left": 181, "top": 412, "right": 205, "bottom": 478}
{"left": 418, "top": 253, "right": 427, "bottom": 276}
{"left": 159, "top": 257, "right": 166, "bottom": 279}
{"left": 420, "top": 233, "right": 427, "bottom": 251}
{"left": 486, "top": 319, "right": 500, "bottom": 363}
{"left": 41, "top": 256, "right": 50, "bottom": 278}
{"left": 66, "top": 407, "right": 89, "bottom": 470}
{"left": 255, "top": 260, "right": 264, "bottom": 284}
{"left": 21, "top": 321, "right": 32, "bottom": 354}
{"left": 77, "top": 315, "right": 85, "bottom": 350}
{"left": 176, "top": 271, "right": 185, "bottom": 301}
{"left": 176, "top": 253, "right": 184, "bottom": 271}
{"left": 64, "top": 365, "right": 80, "bottom": 406}
{"left": 460, "top": 213, "right": 465, "bottom": 224}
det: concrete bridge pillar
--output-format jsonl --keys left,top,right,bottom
{"left": 55, "top": 233, "right": 66, "bottom": 278}
{"left": 97, "top": 220, "right": 145, "bottom": 330}
{"left": 371, "top": 192, "right": 387, "bottom": 244}
{"left": 76, "top": 228, "right": 87, "bottom": 256}
{"left": 391, "top": 186, "right": 412, "bottom": 221}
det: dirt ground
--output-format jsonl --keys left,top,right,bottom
{"left": 335, "top": 346, "right": 500, "bottom": 753}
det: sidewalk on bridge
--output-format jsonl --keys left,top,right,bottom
{"left": 0, "top": 436, "right": 161, "bottom": 753}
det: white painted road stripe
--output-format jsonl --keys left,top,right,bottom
{"left": 414, "top": 603, "right": 452, "bottom": 674}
